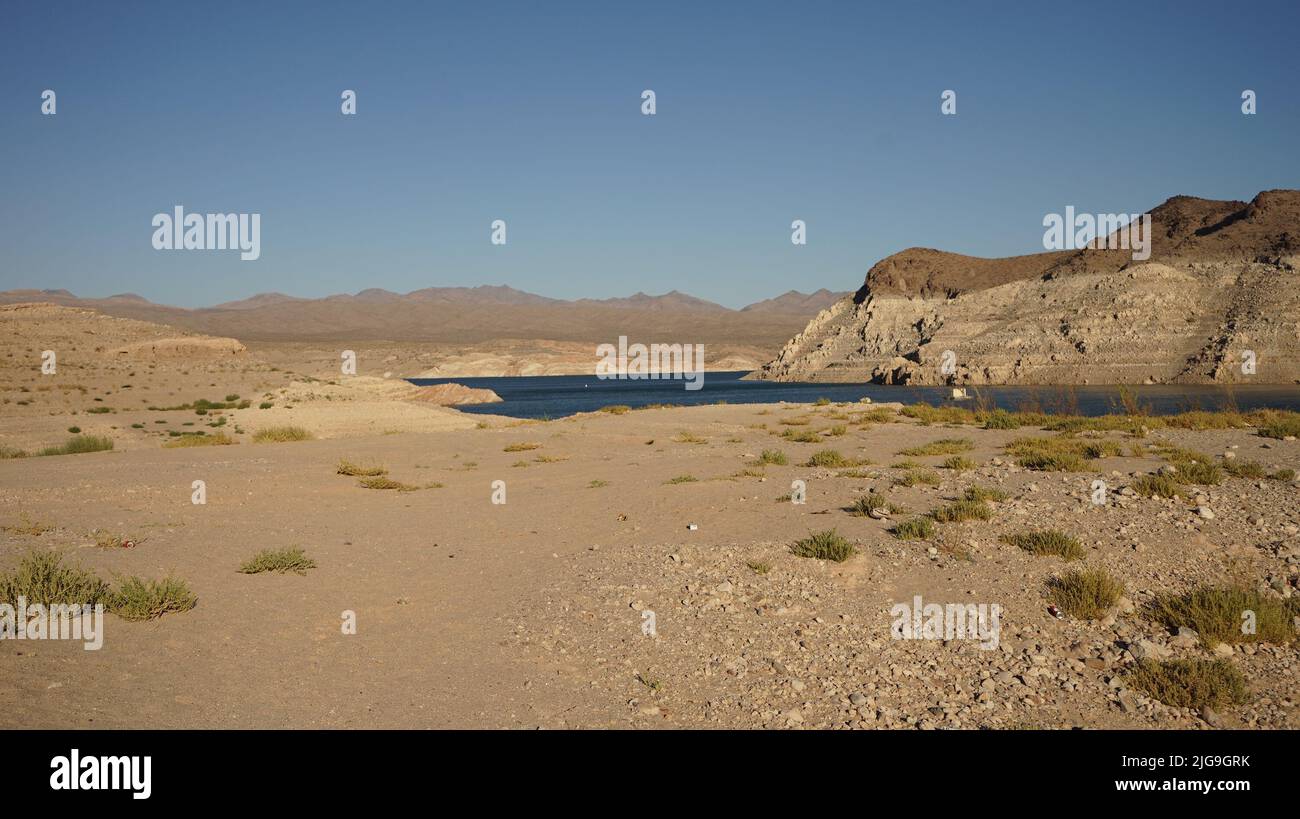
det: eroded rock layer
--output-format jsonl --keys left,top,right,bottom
{"left": 753, "top": 190, "right": 1300, "bottom": 385}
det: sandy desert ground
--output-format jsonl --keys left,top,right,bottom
{"left": 2, "top": 304, "right": 1299, "bottom": 729}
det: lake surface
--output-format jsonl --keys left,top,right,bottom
{"left": 408, "top": 372, "right": 1300, "bottom": 420}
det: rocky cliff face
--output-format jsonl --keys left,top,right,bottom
{"left": 752, "top": 190, "right": 1300, "bottom": 385}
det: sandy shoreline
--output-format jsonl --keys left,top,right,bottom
{"left": 3, "top": 397, "right": 1298, "bottom": 728}
{"left": 3, "top": 305, "right": 1298, "bottom": 729}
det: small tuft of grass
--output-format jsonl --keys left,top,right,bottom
{"left": 252, "top": 426, "right": 313, "bottom": 443}
{"left": 848, "top": 491, "right": 902, "bottom": 517}
{"left": 964, "top": 485, "right": 1009, "bottom": 503}
{"left": 587, "top": 479, "right": 610, "bottom": 488}
{"left": 1223, "top": 460, "right": 1267, "bottom": 480}
{"left": 755, "top": 449, "right": 788, "bottom": 466}
{"left": 1149, "top": 586, "right": 1298, "bottom": 648}
{"left": 896, "top": 469, "right": 940, "bottom": 487}
{"left": 790, "top": 529, "right": 856, "bottom": 562}
{"left": 1005, "top": 435, "right": 1118, "bottom": 472}
{"left": 1257, "top": 413, "right": 1300, "bottom": 440}
{"left": 503, "top": 442, "right": 542, "bottom": 452}
{"left": 1015, "top": 451, "right": 1087, "bottom": 472}
{"left": 110, "top": 575, "right": 197, "bottom": 621}
{"left": 1269, "top": 468, "right": 1295, "bottom": 482}
{"left": 1000, "top": 529, "right": 1084, "bottom": 560}
{"left": 929, "top": 499, "right": 992, "bottom": 523}
{"left": 664, "top": 474, "right": 698, "bottom": 485}
{"left": 1048, "top": 568, "right": 1124, "bottom": 619}
{"left": 983, "top": 410, "right": 1020, "bottom": 429}
{"left": 1173, "top": 460, "right": 1222, "bottom": 485}
{"left": 1126, "top": 659, "right": 1249, "bottom": 710}
{"left": 672, "top": 431, "right": 707, "bottom": 444}
{"left": 636, "top": 673, "right": 664, "bottom": 693}
{"left": 162, "top": 432, "right": 235, "bottom": 448}
{"left": 94, "top": 531, "right": 143, "bottom": 550}
{"left": 899, "top": 438, "right": 973, "bottom": 457}
{"left": 780, "top": 429, "right": 822, "bottom": 443}
{"left": 358, "top": 476, "right": 419, "bottom": 491}
{"left": 805, "top": 449, "right": 865, "bottom": 468}
{"left": 1132, "top": 473, "right": 1183, "bottom": 499}
{"left": 239, "top": 547, "right": 316, "bottom": 575}
{"left": 3, "top": 513, "right": 55, "bottom": 536}
{"left": 746, "top": 560, "right": 771, "bottom": 575}
{"left": 336, "top": 459, "right": 387, "bottom": 476}
{"left": 892, "top": 517, "right": 935, "bottom": 540}
{"left": 941, "top": 455, "right": 976, "bottom": 471}
{"left": 39, "top": 434, "right": 114, "bottom": 456}
{"left": 599, "top": 404, "right": 631, "bottom": 414}
{"left": 891, "top": 459, "right": 921, "bottom": 470}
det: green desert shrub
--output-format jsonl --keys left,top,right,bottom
{"left": 504, "top": 442, "right": 543, "bottom": 452}
{"left": 1149, "top": 586, "right": 1298, "bottom": 648}
{"left": 892, "top": 517, "right": 935, "bottom": 540}
{"left": 1126, "top": 659, "right": 1249, "bottom": 710}
{"left": 39, "top": 434, "right": 114, "bottom": 456}
{"left": 929, "top": 499, "right": 992, "bottom": 523}
{"left": 790, "top": 529, "right": 856, "bottom": 562}
{"left": 1172, "top": 459, "right": 1223, "bottom": 485}
{"left": 756, "top": 449, "right": 788, "bottom": 466}
{"left": 941, "top": 455, "right": 975, "bottom": 471}
{"left": 163, "top": 432, "right": 235, "bottom": 448}
{"left": 1048, "top": 568, "right": 1125, "bottom": 619}
{"left": 805, "top": 449, "right": 863, "bottom": 468}
{"left": 848, "top": 491, "right": 902, "bottom": 517}
{"left": 780, "top": 429, "right": 823, "bottom": 443}
{"left": 1222, "top": 460, "right": 1267, "bottom": 480}
{"left": 1257, "top": 412, "right": 1300, "bottom": 440}
{"left": 964, "top": 485, "right": 1009, "bottom": 503}
{"left": 0, "top": 551, "right": 110, "bottom": 607}
{"left": 982, "top": 410, "right": 1020, "bottom": 429}
{"left": 1132, "top": 473, "right": 1183, "bottom": 498}
{"left": 252, "top": 426, "right": 313, "bottom": 443}
{"left": 1000, "top": 529, "right": 1084, "bottom": 560}
{"left": 110, "top": 575, "right": 197, "bottom": 621}
{"left": 358, "top": 476, "right": 419, "bottom": 491}
{"left": 899, "top": 438, "right": 973, "bottom": 457}
{"left": 896, "top": 469, "right": 940, "bottom": 487}
{"left": 1004, "top": 435, "right": 1117, "bottom": 472}
{"left": 336, "top": 459, "right": 387, "bottom": 476}
{"left": 239, "top": 547, "right": 316, "bottom": 575}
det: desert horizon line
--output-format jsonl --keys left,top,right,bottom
{"left": 0, "top": 283, "right": 852, "bottom": 314}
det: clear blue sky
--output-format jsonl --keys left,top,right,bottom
{"left": 2, "top": 0, "right": 1297, "bottom": 308}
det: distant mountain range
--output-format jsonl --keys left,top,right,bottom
{"left": 0, "top": 285, "right": 849, "bottom": 346}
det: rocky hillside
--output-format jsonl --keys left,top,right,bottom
{"left": 752, "top": 190, "right": 1300, "bottom": 385}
